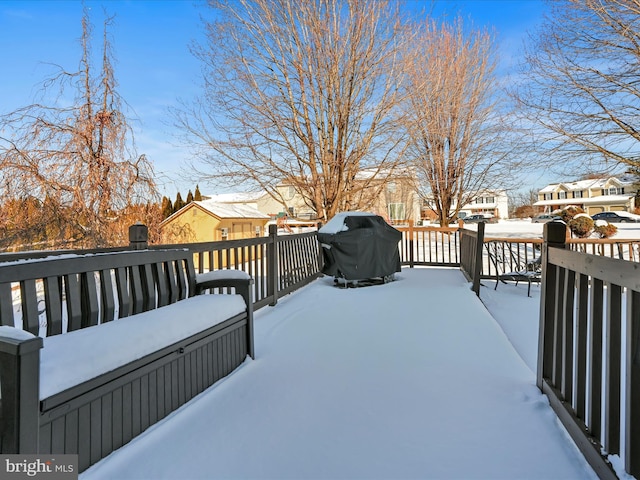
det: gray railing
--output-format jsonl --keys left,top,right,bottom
{"left": 397, "top": 222, "right": 638, "bottom": 284}
{"left": 0, "top": 225, "right": 323, "bottom": 314}
{"left": 537, "top": 222, "right": 640, "bottom": 480}
{"left": 147, "top": 225, "right": 322, "bottom": 311}
{"left": 459, "top": 223, "right": 485, "bottom": 296}
{"left": 396, "top": 221, "right": 461, "bottom": 267}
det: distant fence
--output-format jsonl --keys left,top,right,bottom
{"left": 537, "top": 222, "right": 640, "bottom": 480}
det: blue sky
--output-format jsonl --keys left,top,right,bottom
{"left": 0, "top": 0, "right": 550, "bottom": 201}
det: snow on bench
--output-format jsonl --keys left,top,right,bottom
{"left": 0, "top": 249, "right": 254, "bottom": 472}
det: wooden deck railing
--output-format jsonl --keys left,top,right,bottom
{"left": 0, "top": 225, "right": 323, "bottom": 313}
{"left": 396, "top": 222, "right": 461, "bottom": 267}
{"left": 4, "top": 221, "right": 636, "bottom": 305}
{"left": 396, "top": 221, "right": 638, "bottom": 278}
{"left": 2, "top": 220, "right": 638, "bottom": 477}
{"left": 459, "top": 224, "right": 485, "bottom": 296}
{"left": 537, "top": 222, "right": 640, "bottom": 480}
{"left": 148, "top": 226, "right": 322, "bottom": 311}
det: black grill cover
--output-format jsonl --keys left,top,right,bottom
{"left": 317, "top": 214, "right": 402, "bottom": 281}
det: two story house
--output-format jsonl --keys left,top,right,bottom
{"left": 533, "top": 176, "right": 638, "bottom": 215}
{"left": 421, "top": 189, "right": 509, "bottom": 221}
{"left": 201, "top": 170, "right": 421, "bottom": 226}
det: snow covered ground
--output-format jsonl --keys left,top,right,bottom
{"left": 469, "top": 218, "right": 640, "bottom": 240}
{"left": 81, "top": 267, "right": 600, "bottom": 480}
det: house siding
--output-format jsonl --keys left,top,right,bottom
{"left": 161, "top": 203, "right": 269, "bottom": 243}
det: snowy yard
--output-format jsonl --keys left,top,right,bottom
{"left": 473, "top": 218, "right": 640, "bottom": 240}
{"left": 81, "top": 267, "right": 597, "bottom": 480}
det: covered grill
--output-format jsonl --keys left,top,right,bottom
{"left": 318, "top": 212, "right": 402, "bottom": 286}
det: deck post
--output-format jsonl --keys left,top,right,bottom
{"left": 537, "top": 221, "right": 567, "bottom": 390}
{"left": 129, "top": 222, "right": 148, "bottom": 250}
{"left": 627, "top": 291, "right": 640, "bottom": 476}
{"left": 471, "top": 222, "right": 485, "bottom": 296}
{"left": 0, "top": 329, "right": 43, "bottom": 454}
{"left": 408, "top": 220, "right": 415, "bottom": 268}
{"left": 267, "top": 224, "right": 279, "bottom": 306}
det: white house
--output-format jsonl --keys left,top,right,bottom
{"left": 533, "top": 176, "right": 638, "bottom": 215}
{"left": 422, "top": 189, "right": 509, "bottom": 220}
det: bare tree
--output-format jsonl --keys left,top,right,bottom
{"left": 402, "top": 17, "right": 514, "bottom": 226}
{"left": 0, "top": 9, "right": 156, "bottom": 249}
{"left": 175, "top": 0, "right": 409, "bottom": 221}
{"left": 515, "top": 0, "right": 640, "bottom": 175}
{"left": 508, "top": 188, "right": 539, "bottom": 218}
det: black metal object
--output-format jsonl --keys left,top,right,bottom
{"left": 317, "top": 214, "right": 401, "bottom": 284}
{"left": 485, "top": 239, "right": 541, "bottom": 297}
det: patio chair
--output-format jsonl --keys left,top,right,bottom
{"left": 485, "top": 241, "right": 542, "bottom": 297}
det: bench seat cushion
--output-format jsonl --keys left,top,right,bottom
{"left": 40, "top": 294, "right": 246, "bottom": 400}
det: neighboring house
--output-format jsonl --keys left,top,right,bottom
{"left": 161, "top": 200, "right": 270, "bottom": 243}
{"left": 421, "top": 189, "right": 509, "bottom": 221}
{"left": 202, "top": 170, "right": 421, "bottom": 224}
{"left": 458, "top": 190, "right": 509, "bottom": 219}
{"left": 354, "top": 169, "right": 421, "bottom": 224}
{"left": 533, "top": 176, "right": 638, "bottom": 215}
{"left": 205, "top": 187, "right": 316, "bottom": 221}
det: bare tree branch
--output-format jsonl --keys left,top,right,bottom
{"left": 174, "top": 0, "right": 411, "bottom": 221}
{"left": 514, "top": 0, "right": 640, "bottom": 176}
{"left": 402, "top": 16, "right": 515, "bottom": 225}
{"left": 0, "top": 8, "right": 157, "bottom": 249}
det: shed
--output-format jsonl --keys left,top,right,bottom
{"left": 161, "top": 200, "right": 270, "bottom": 243}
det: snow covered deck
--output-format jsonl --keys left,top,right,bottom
{"left": 81, "top": 267, "right": 595, "bottom": 479}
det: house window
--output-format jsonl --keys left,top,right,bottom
{"left": 543, "top": 193, "right": 553, "bottom": 201}
{"left": 387, "top": 182, "right": 396, "bottom": 194}
{"left": 388, "top": 203, "right": 405, "bottom": 221}
{"left": 558, "top": 191, "right": 567, "bottom": 200}
{"left": 484, "top": 196, "right": 495, "bottom": 204}
{"left": 476, "top": 197, "right": 484, "bottom": 204}
{"left": 573, "top": 191, "right": 583, "bottom": 198}
{"left": 608, "top": 187, "right": 624, "bottom": 195}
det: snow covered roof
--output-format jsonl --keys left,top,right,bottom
{"left": 540, "top": 176, "right": 635, "bottom": 193}
{"left": 195, "top": 200, "right": 270, "bottom": 219}
{"left": 533, "top": 194, "right": 634, "bottom": 207}
{"left": 203, "top": 192, "right": 265, "bottom": 203}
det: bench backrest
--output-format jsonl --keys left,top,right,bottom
{"left": 0, "top": 249, "right": 197, "bottom": 337}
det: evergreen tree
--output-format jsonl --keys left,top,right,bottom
{"left": 174, "top": 192, "right": 185, "bottom": 212}
{"left": 161, "top": 196, "right": 173, "bottom": 219}
{"left": 194, "top": 184, "right": 203, "bottom": 201}
{"left": 186, "top": 190, "right": 194, "bottom": 204}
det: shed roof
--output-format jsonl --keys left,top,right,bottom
{"left": 195, "top": 200, "right": 270, "bottom": 219}
{"left": 161, "top": 200, "right": 270, "bottom": 226}
{"left": 203, "top": 192, "right": 265, "bottom": 203}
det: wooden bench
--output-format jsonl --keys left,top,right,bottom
{"left": 0, "top": 249, "right": 254, "bottom": 472}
